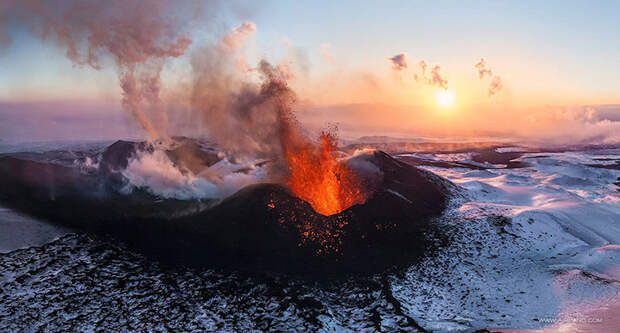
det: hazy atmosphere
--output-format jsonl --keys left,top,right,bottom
{"left": 1, "top": 2, "right": 619, "bottom": 332}
{"left": 1, "top": 1, "right": 619, "bottom": 145}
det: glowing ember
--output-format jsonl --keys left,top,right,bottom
{"left": 284, "top": 131, "right": 367, "bottom": 215}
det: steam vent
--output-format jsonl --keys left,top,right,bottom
{"left": 0, "top": 139, "right": 457, "bottom": 273}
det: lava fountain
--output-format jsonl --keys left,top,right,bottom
{"left": 284, "top": 131, "right": 367, "bottom": 216}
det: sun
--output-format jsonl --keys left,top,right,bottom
{"left": 435, "top": 89, "right": 455, "bottom": 108}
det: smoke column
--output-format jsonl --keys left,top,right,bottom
{"left": 1, "top": 0, "right": 198, "bottom": 140}
{"left": 221, "top": 21, "right": 256, "bottom": 50}
{"left": 188, "top": 27, "right": 302, "bottom": 166}
{"left": 3, "top": 2, "right": 368, "bottom": 207}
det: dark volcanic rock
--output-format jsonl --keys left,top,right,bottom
{"left": 0, "top": 147, "right": 456, "bottom": 273}
{"left": 166, "top": 136, "right": 222, "bottom": 173}
{"left": 586, "top": 160, "right": 620, "bottom": 171}
{"left": 471, "top": 148, "right": 529, "bottom": 169}
{"left": 396, "top": 147, "right": 529, "bottom": 170}
{"left": 98, "top": 140, "right": 152, "bottom": 191}
{"left": 98, "top": 138, "right": 222, "bottom": 191}
{"left": 99, "top": 140, "right": 151, "bottom": 173}
{"left": 397, "top": 155, "right": 487, "bottom": 170}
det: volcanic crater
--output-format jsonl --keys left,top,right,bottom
{"left": 0, "top": 138, "right": 458, "bottom": 273}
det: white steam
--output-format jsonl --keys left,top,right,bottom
{"left": 519, "top": 106, "right": 620, "bottom": 147}
{"left": 121, "top": 149, "right": 266, "bottom": 200}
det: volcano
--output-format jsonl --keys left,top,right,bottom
{"left": 0, "top": 139, "right": 457, "bottom": 273}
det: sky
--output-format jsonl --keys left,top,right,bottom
{"left": 0, "top": 0, "right": 619, "bottom": 143}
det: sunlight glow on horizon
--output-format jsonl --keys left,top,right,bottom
{"left": 435, "top": 90, "right": 456, "bottom": 109}
{"left": 0, "top": 1, "right": 619, "bottom": 144}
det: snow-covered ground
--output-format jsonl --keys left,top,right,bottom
{"left": 402, "top": 149, "right": 620, "bottom": 331}
{"left": 0, "top": 145, "right": 618, "bottom": 332}
{"left": 0, "top": 206, "right": 70, "bottom": 254}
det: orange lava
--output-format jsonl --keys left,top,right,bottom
{"left": 284, "top": 131, "right": 367, "bottom": 215}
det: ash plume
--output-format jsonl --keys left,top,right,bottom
{"left": 2, "top": 0, "right": 199, "bottom": 141}
{"left": 219, "top": 22, "right": 258, "bottom": 73}
{"left": 221, "top": 21, "right": 256, "bottom": 50}
{"left": 188, "top": 35, "right": 300, "bottom": 166}
{"left": 387, "top": 53, "right": 408, "bottom": 71}
{"left": 2, "top": 0, "right": 303, "bottom": 196}
{"left": 112, "top": 52, "right": 302, "bottom": 199}
{"left": 2, "top": 1, "right": 362, "bottom": 200}
{"left": 276, "top": 62, "right": 295, "bottom": 81}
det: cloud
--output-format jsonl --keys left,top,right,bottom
{"left": 518, "top": 106, "right": 620, "bottom": 147}
{"left": 418, "top": 60, "right": 428, "bottom": 73}
{"left": 387, "top": 53, "right": 408, "bottom": 71}
{"left": 488, "top": 76, "right": 503, "bottom": 96}
{"left": 428, "top": 65, "right": 448, "bottom": 90}
{"left": 475, "top": 58, "right": 493, "bottom": 79}
{"left": 320, "top": 43, "right": 333, "bottom": 61}
{"left": 413, "top": 60, "right": 448, "bottom": 90}
{"left": 475, "top": 58, "right": 503, "bottom": 97}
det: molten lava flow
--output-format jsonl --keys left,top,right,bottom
{"left": 285, "top": 131, "right": 367, "bottom": 215}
